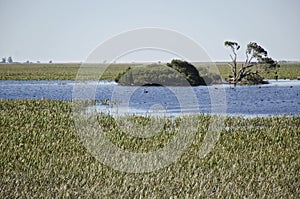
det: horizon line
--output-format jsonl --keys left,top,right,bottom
{"left": 2, "top": 60, "right": 300, "bottom": 64}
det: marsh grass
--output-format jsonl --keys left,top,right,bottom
{"left": 1, "top": 62, "right": 299, "bottom": 80}
{"left": 0, "top": 100, "right": 299, "bottom": 197}
{"left": 0, "top": 63, "right": 132, "bottom": 80}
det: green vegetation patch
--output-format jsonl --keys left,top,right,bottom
{"left": 116, "top": 60, "right": 223, "bottom": 86}
{"left": 0, "top": 63, "right": 131, "bottom": 80}
{"left": 116, "top": 60, "right": 206, "bottom": 86}
{"left": 115, "top": 64, "right": 197, "bottom": 86}
{"left": 0, "top": 99, "right": 299, "bottom": 197}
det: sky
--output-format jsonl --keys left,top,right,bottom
{"left": 0, "top": 0, "right": 299, "bottom": 63}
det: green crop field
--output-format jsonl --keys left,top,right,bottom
{"left": 0, "top": 100, "right": 299, "bottom": 198}
{"left": 0, "top": 62, "right": 299, "bottom": 81}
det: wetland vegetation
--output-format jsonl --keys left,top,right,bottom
{"left": 0, "top": 62, "right": 299, "bottom": 81}
{"left": 0, "top": 99, "right": 299, "bottom": 197}
{"left": 0, "top": 62, "right": 299, "bottom": 197}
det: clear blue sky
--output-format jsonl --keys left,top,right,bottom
{"left": 0, "top": 0, "right": 299, "bottom": 62}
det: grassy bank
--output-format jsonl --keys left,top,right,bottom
{"left": 0, "top": 99, "right": 299, "bottom": 197}
{"left": 0, "top": 62, "right": 299, "bottom": 81}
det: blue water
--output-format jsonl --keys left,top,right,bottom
{"left": 1, "top": 80, "right": 300, "bottom": 116}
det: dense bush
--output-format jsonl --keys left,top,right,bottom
{"left": 116, "top": 60, "right": 208, "bottom": 86}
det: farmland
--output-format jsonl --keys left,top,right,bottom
{"left": 0, "top": 99, "right": 299, "bottom": 197}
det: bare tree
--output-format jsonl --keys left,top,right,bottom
{"left": 224, "top": 41, "right": 279, "bottom": 85}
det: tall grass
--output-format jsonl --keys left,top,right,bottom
{"left": 0, "top": 100, "right": 299, "bottom": 197}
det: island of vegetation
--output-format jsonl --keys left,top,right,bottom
{"left": 224, "top": 41, "right": 280, "bottom": 85}
{"left": 115, "top": 59, "right": 222, "bottom": 86}
{"left": 113, "top": 41, "right": 281, "bottom": 86}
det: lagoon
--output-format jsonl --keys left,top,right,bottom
{"left": 1, "top": 79, "right": 299, "bottom": 117}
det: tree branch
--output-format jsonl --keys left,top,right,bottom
{"left": 230, "top": 54, "right": 234, "bottom": 62}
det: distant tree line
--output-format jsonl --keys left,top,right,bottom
{"left": 1, "top": 56, "right": 13, "bottom": 63}
{"left": 0, "top": 56, "right": 53, "bottom": 64}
